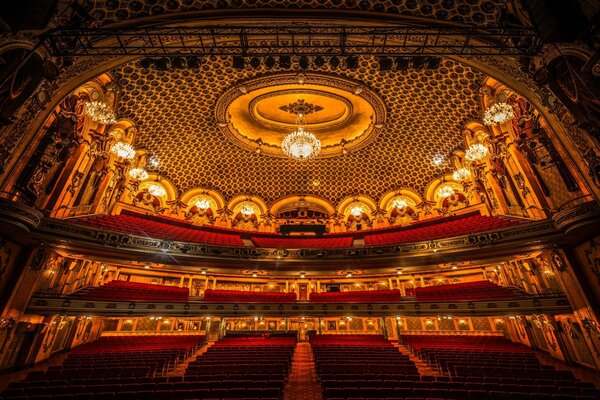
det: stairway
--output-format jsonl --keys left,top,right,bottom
{"left": 284, "top": 342, "right": 322, "bottom": 400}
{"left": 392, "top": 342, "right": 441, "bottom": 377}
{"left": 168, "top": 341, "right": 212, "bottom": 377}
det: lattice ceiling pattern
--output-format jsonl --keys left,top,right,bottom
{"left": 113, "top": 57, "right": 483, "bottom": 204}
{"left": 86, "top": 0, "right": 506, "bottom": 27}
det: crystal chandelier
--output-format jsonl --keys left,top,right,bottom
{"left": 452, "top": 168, "right": 471, "bottom": 182}
{"left": 111, "top": 141, "right": 136, "bottom": 160}
{"left": 281, "top": 113, "right": 321, "bottom": 161}
{"left": 148, "top": 184, "right": 166, "bottom": 197}
{"left": 350, "top": 205, "right": 364, "bottom": 217}
{"left": 390, "top": 198, "right": 408, "bottom": 210}
{"left": 84, "top": 101, "right": 117, "bottom": 125}
{"left": 437, "top": 185, "right": 455, "bottom": 198}
{"left": 147, "top": 155, "right": 160, "bottom": 169}
{"left": 128, "top": 168, "right": 149, "bottom": 181}
{"left": 195, "top": 196, "right": 212, "bottom": 210}
{"left": 240, "top": 203, "right": 255, "bottom": 216}
{"left": 465, "top": 143, "right": 489, "bottom": 162}
{"left": 483, "top": 102, "right": 514, "bottom": 126}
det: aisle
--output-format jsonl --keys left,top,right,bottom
{"left": 284, "top": 342, "right": 322, "bottom": 400}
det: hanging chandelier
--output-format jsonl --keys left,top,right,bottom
{"left": 437, "top": 185, "right": 455, "bottom": 198}
{"left": 84, "top": 101, "right": 117, "bottom": 125}
{"left": 452, "top": 168, "right": 472, "bottom": 182}
{"left": 240, "top": 203, "right": 256, "bottom": 216}
{"left": 111, "top": 141, "right": 136, "bottom": 160}
{"left": 465, "top": 143, "right": 489, "bottom": 162}
{"left": 148, "top": 184, "right": 166, "bottom": 197}
{"left": 128, "top": 168, "right": 149, "bottom": 181}
{"left": 483, "top": 102, "right": 514, "bottom": 126}
{"left": 281, "top": 113, "right": 321, "bottom": 161}
{"left": 349, "top": 204, "right": 364, "bottom": 217}
{"left": 195, "top": 196, "right": 212, "bottom": 210}
{"left": 390, "top": 198, "right": 408, "bottom": 210}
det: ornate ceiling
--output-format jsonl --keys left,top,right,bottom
{"left": 86, "top": 0, "right": 507, "bottom": 27}
{"left": 113, "top": 56, "right": 483, "bottom": 204}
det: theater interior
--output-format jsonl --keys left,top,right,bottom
{"left": 0, "top": 1, "right": 600, "bottom": 399}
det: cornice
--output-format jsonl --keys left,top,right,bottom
{"left": 27, "top": 295, "right": 572, "bottom": 318}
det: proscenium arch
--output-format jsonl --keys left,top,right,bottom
{"left": 1, "top": 11, "right": 593, "bottom": 200}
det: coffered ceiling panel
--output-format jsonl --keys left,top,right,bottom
{"left": 112, "top": 56, "right": 483, "bottom": 204}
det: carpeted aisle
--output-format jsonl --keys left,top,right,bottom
{"left": 284, "top": 342, "right": 322, "bottom": 400}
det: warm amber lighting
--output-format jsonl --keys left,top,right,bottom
{"left": 129, "top": 168, "right": 149, "bottom": 181}
{"left": 437, "top": 185, "right": 455, "bottom": 198}
{"left": 111, "top": 141, "right": 136, "bottom": 160}
{"left": 452, "top": 167, "right": 471, "bottom": 182}
{"left": 148, "top": 184, "right": 166, "bottom": 197}
{"left": 350, "top": 205, "right": 364, "bottom": 217}
{"left": 195, "top": 196, "right": 213, "bottom": 210}
{"left": 390, "top": 197, "right": 408, "bottom": 209}
{"left": 240, "top": 203, "right": 256, "bottom": 216}
{"left": 465, "top": 143, "right": 489, "bottom": 162}
{"left": 483, "top": 102, "right": 514, "bottom": 126}
{"left": 281, "top": 114, "right": 321, "bottom": 161}
{"left": 84, "top": 101, "right": 117, "bottom": 125}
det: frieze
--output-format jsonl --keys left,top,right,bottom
{"left": 25, "top": 295, "right": 572, "bottom": 317}
{"left": 1, "top": 199, "right": 600, "bottom": 264}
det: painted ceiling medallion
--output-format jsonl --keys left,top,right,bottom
{"left": 215, "top": 73, "right": 386, "bottom": 159}
{"left": 279, "top": 99, "right": 324, "bottom": 116}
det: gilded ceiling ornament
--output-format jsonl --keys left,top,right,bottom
{"left": 279, "top": 99, "right": 324, "bottom": 116}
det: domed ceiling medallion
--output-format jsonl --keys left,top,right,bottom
{"left": 215, "top": 73, "right": 386, "bottom": 159}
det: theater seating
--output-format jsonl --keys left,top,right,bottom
{"left": 363, "top": 213, "right": 519, "bottom": 247}
{"left": 309, "top": 289, "right": 401, "bottom": 303}
{"left": 1, "top": 335, "right": 207, "bottom": 400}
{"left": 71, "top": 211, "right": 245, "bottom": 247}
{"left": 405, "top": 280, "right": 529, "bottom": 302}
{"left": 69, "top": 210, "right": 523, "bottom": 250}
{"left": 203, "top": 289, "right": 297, "bottom": 303}
{"left": 250, "top": 234, "right": 354, "bottom": 249}
{"left": 184, "top": 334, "right": 297, "bottom": 399}
{"left": 311, "top": 334, "right": 421, "bottom": 400}
{"left": 71, "top": 280, "right": 190, "bottom": 302}
{"left": 399, "top": 334, "right": 600, "bottom": 400}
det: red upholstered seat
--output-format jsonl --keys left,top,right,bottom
{"left": 405, "top": 280, "right": 528, "bottom": 302}
{"left": 71, "top": 280, "right": 189, "bottom": 302}
{"left": 203, "top": 289, "right": 297, "bottom": 303}
{"left": 309, "top": 289, "right": 401, "bottom": 303}
{"left": 69, "top": 210, "right": 523, "bottom": 249}
{"left": 71, "top": 210, "right": 245, "bottom": 247}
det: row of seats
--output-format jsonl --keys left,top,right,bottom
{"left": 310, "top": 289, "right": 401, "bottom": 303}
{"left": 183, "top": 335, "right": 297, "bottom": 399}
{"left": 72, "top": 211, "right": 245, "bottom": 247}
{"left": 203, "top": 289, "right": 297, "bottom": 303}
{"left": 202, "top": 283, "right": 525, "bottom": 304}
{"left": 250, "top": 235, "right": 354, "bottom": 249}
{"left": 399, "top": 334, "right": 599, "bottom": 400}
{"left": 311, "top": 334, "right": 420, "bottom": 400}
{"left": 0, "top": 335, "right": 208, "bottom": 400}
{"left": 71, "top": 280, "right": 189, "bottom": 302}
{"left": 404, "top": 281, "right": 528, "bottom": 302}
{"left": 70, "top": 210, "right": 522, "bottom": 249}
{"left": 364, "top": 214, "right": 519, "bottom": 247}
{"left": 312, "top": 334, "right": 599, "bottom": 400}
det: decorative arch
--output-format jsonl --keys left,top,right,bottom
{"left": 270, "top": 194, "right": 335, "bottom": 219}
{"left": 228, "top": 195, "right": 267, "bottom": 230}
{"left": 180, "top": 188, "right": 226, "bottom": 225}
{"left": 133, "top": 175, "right": 177, "bottom": 214}
{"left": 379, "top": 188, "right": 422, "bottom": 225}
